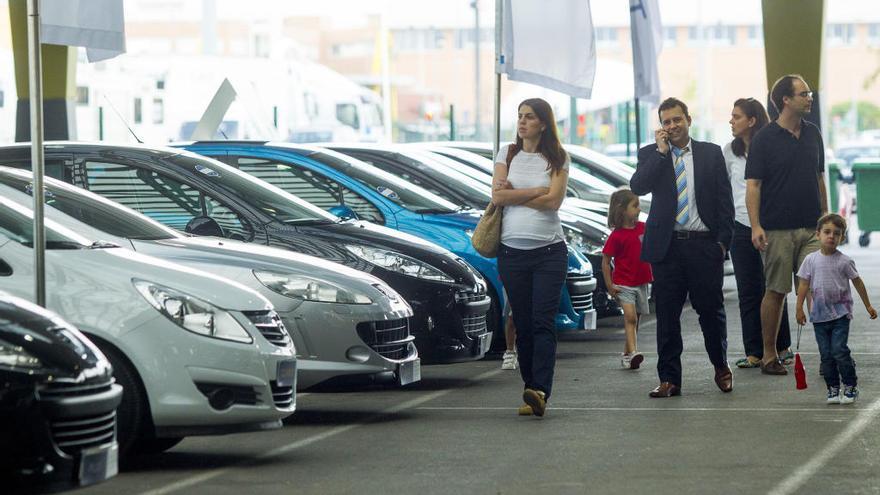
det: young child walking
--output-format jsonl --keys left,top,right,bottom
{"left": 795, "top": 213, "right": 877, "bottom": 404}
{"left": 602, "top": 189, "right": 653, "bottom": 369}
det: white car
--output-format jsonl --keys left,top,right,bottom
{"left": 0, "top": 168, "right": 419, "bottom": 390}
{"left": 0, "top": 196, "right": 297, "bottom": 457}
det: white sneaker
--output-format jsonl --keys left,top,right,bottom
{"left": 501, "top": 350, "right": 517, "bottom": 370}
{"left": 826, "top": 386, "right": 841, "bottom": 404}
{"left": 621, "top": 353, "right": 632, "bottom": 369}
{"left": 841, "top": 385, "right": 859, "bottom": 404}
{"left": 629, "top": 352, "right": 644, "bottom": 370}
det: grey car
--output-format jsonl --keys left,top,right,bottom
{"left": 0, "top": 167, "right": 420, "bottom": 390}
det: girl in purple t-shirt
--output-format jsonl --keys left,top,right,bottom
{"left": 795, "top": 214, "right": 877, "bottom": 405}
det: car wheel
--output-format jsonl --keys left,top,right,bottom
{"left": 134, "top": 437, "right": 183, "bottom": 455}
{"left": 97, "top": 344, "right": 149, "bottom": 459}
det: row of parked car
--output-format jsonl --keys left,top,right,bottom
{"left": 0, "top": 140, "right": 641, "bottom": 490}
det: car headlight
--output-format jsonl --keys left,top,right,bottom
{"left": 133, "top": 280, "right": 253, "bottom": 344}
{"left": 254, "top": 271, "right": 373, "bottom": 304}
{"left": 0, "top": 338, "right": 43, "bottom": 370}
{"left": 564, "top": 228, "right": 586, "bottom": 251}
{"left": 345, "top": 244, "right": 454, "bottom": 283}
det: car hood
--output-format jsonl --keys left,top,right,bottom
{"left": 0, "top": 293, "right": 112, "bottom": 382}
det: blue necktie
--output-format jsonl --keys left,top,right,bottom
{"left": 673, "top": 146, "right": 690, "bottom": 225}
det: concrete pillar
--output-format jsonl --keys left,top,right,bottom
{"left": 761, "top": 0, "right": 825, "bottom": 128}
{"left": 9, "top": 0, "right": 78, "bottom": 141}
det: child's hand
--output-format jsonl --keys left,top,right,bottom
{"left": 868, "top": 305, "right": 878, "bottom": 320}
{"left": 796, "top": 308, "right": 807, "bottom": 326}
{"left": 608, "top": 284, "right": 620, "bottom": 298}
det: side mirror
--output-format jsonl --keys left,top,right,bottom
{"left": 328, "top": 205, "right": 359, "bottom": 221}
{"left": 185, "top": 216, "right": 224, "bottom": 237}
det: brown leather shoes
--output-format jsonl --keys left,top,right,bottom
{"left": 761, "top": 360, "right": 788, "bottom": 375}
{"left": 648, "top": 382, "right": 681, "bottom": 398}
{"left": 714, "top": 366, "right": 733, "bottom": 392}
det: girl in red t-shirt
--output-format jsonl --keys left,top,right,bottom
{"left": 602, "top": 189, "right": 654, "bottom": 369}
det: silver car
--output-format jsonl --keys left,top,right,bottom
{"left": 0, "top": 167, "right": 420, "bottom": 390}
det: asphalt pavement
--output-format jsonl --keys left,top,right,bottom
{"left": 70, "top": 241, "right": 880, "bottom": 495}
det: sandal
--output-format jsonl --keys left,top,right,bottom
{"left": 778, "top": 349, "right": 794, "bottom": 365}
{"left": 736, "top": 356, "right": 761, "bottom": 368}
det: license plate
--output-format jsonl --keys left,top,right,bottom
{"left": 398, "top": 358, "right": 421, "bottom": 386}
{"left": 78, "top": 444, "right": 118, "bottom": 486}
{"left": 581, "top": 309, "right": 597, "bottom": 330}
{"left": 276, "top": 360, "right": 297, "bottom": 388}
{"left": 478, "top": 332, "right": 492, "bottom": 355}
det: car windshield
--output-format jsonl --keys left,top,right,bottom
{"left": 301, "top": 149, "right": 460, "bottom": 214}
{"left": 0, "top": 172, "right": 178, "bottom": 241}
{"left": 0, "top": 197, "right": 91, "bottom": 249}
{"left": 402, "top": 150, "right": 494, "bottom": 197}
{"left": 170, "top": 153, "right": 339, "bottom": 224}
{"left": 565, "top": 146, "right": 635, "bottom": 185}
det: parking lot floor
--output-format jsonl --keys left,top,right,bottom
{"left": 72, "top": 246, "right": 880, "bottom": 495}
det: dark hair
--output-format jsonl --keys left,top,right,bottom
{"left": 731, "top": 98, "right": 770, "bottom": 157}
{"left": 607, "top": 188, "right": 639, "bottom": 229}
{"left": 657, "top": 97, "right": 690, "bottom": 122}
{"left": 770, "top": 74, "right": 804, "bottom": 113}
{"left": 510, "top": 98, "right": 568, "bottom": 175}
{"left": 816, "top": 213, "right": 847, "bottom": 234}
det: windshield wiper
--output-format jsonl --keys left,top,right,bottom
{"left": 89, "top": 240, "right": 121, "bottom": 249}
{"left": 282, "top": 218, "right": 336, "bottom": 226}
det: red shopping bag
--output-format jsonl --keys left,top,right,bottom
{"left": 794, "top": 324, "right": 807, "bottom": 390}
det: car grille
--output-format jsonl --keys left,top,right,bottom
{"left": 567, "top": 275, "right": 595, "bottom": 312}
{"left": 195, "top": 383, "right": 260, "bottom": 406}
{"left": 356, "top": 318, "right": 412, "bottom": 360}
{"left": 40, "top": 379, "right": 117, "bottom": 457}
{"left": 244, "top": 310, "right": 292, "bottom": 347}
{"left": 455, "top": 290, "right": 490, "bottom": 337}
{"left": 270, "top": 381, "right": 295, "bottom": 409}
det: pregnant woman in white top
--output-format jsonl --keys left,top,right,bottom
{"left": 491, "top": 98, "right": 570, "bottom": 418}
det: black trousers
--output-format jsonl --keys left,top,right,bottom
{"left": 652, "top": 238, "right": 728, "bottom": 386}
{"left": 498, "top": 241, "right": 568, "bottom": 400}
{"left": 729, "top": 222, "right": 791, "bottom": 358}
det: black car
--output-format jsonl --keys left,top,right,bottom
{"left": 0, "top": 143, "right": 490, "bottom": 364}
{"left": 0, "top": 293, "right": 122, "bottom": 492}
{"left": 325, "top": 144, "right": 622, "bottom": 319}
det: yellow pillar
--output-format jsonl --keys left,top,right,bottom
{"left": 761, "top": 0, "right": 825, "bottom": 125}
{"left": 9, "top": 0, "right": 78, "bottom": 141}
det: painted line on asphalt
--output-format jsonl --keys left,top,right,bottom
{"left": 770, "top": 394, "right": 880, "bottom": 495}
{"left": 138, "top": 368, "right": 504, "bottom": 495}
{"left": 416, "top": 406, "right": 870, "bottom": 412}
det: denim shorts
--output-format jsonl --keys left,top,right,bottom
{"left": 616, "top": 284, "right": 650, "bottom": 315}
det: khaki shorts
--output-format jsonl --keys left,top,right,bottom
{"left": 762, "top": 228, "right": 820, "bottom": 294}
{"left": 616, "top": 284, "right": 650, "bottom": 315}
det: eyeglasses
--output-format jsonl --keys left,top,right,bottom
{"left": 795, "top": 91, "right": 813, "bottom": 98}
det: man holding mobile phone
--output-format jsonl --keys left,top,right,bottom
{"left": 630, "top": 97, "right": 735, "bottom": 398}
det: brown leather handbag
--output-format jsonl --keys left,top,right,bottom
{"left": 471, "top": 144, "right": 518, "bottom": 258}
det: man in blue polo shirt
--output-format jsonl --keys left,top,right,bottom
{"left": 745, "top": 74, "right": 828, "bottom": 376}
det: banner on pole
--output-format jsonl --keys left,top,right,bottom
{"left": 498, "top": 0, "right": 597, "bottom": 99}
{"left": 629, "top": 0, "right": 663, "bottom": 103}
{"left": 40, "top": 0, "right": 126, "bottom": 62}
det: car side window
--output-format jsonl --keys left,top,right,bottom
{"left": 351, "top": 155, "right": 448, "bottom": 199}
{"left": 235, "top": 157, "right": 385, "bottom": 224}
{"left": 82, "top": 160, "right": 253, "bottom": 240}
{"left": 0, "top": 157, "right": 75, "bottom": 183}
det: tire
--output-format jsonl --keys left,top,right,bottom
{"left": 859, "top": 232, "right": 871, "bottom": 247}
{"left": 97, "top": 344, "right": 150, "bottom": 459}
{"left": 134, "top": 437, "right": 183, "bottom": 455}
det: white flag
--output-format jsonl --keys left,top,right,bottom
{"left": 629, "top": 0, "right": 662, "bottom": 103}
{"left": 499, "top": 0, "right": 597, "bottom": 99}
{"left": 40, "top": 0, "right": 126, "bottom": 63}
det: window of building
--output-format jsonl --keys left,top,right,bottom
{"left": 1, "top": 89, "right": 7, "bottom": 108}
{"left": 152, "top": 97, "right": 164, "bottom": 125}
{"left": 393, "top": 28, "right": 445, "bottom": 52}
{"left": 133, "top": 98, "right": 143, "bottom": 124}
{"left": 706, "top": 24, "right": 736, "bottom": 45}
{"left": 868, "top": 24, "right": 880, "bottom": 46}
{"left": 663, "top": 26, "right": 677, "bottom": 47}
{"left": 827, "top": 23, "right": 854, "bottom": 45}
{"left": 747, "top": 25, "right": 764, "bottom": 46}
{"left": 75, "top": 86, "right": 89, "bottom": 105}
{"left": 595, "top": 27, "right": 619, "bottom": 47}
{"left": 454, "top": 27, "right": 492, "bottom": 49}
{"left": 336, "top": 103, "right": 360, "bottom": 130}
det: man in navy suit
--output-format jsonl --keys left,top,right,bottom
{"left": 630, "top": 97, "right": 735, "bottom": 397}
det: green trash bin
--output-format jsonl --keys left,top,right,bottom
{"left": 827, "top": 159, "right": 842, "bottom": 214}
{"left": 853, "top": 158, "right": 880, "bottom": 246}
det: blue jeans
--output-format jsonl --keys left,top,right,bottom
{"left": 498, "top": 241, "right": 568, "bottom": 400}
{"left": 813, "top": 316, "right": 857, "bottom": 388}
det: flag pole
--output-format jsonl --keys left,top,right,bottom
{"left": 634, "top": 96, "right": 641, "bottom": 151}
{"left": 493, "top": 0, "right": 502, "bottom": 157}
{"left": 27, "top": 0, "right": 47, "bottom": 307}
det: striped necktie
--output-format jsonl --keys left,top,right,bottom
{"left": 673, "top": 146, "right": 690, "bottom": 225}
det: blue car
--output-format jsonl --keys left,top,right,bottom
{"left": 180, "top": 142, "right": 598, "bottom": 343}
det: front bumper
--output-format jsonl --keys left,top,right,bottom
{"left": 120, "top": 311, "right": 297, "bottom": 438}
{"left": 1, "top": 377, "right": 122, "bottom": 491}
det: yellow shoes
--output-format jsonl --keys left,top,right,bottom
{"left": 517, "top": 404, "right": 533, "bottom": 416}
{"left": 522, "top": 388, "right": 547, "bottom": 417}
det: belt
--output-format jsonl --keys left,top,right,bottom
{"left": 673, "top": 230, "right": 714, "bottom": 240}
